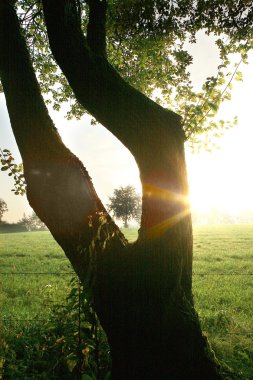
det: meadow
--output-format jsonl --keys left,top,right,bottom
{"left": 0, "top": 226, "right": 253, "bottom": 379}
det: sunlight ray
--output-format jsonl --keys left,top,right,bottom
{"left": 143, "top": 183, "right": 189, "bottom": 206}
{"left": 147, "top": 209, "right": 190, "bottom": 239}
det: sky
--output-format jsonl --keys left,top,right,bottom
{"left": 1, "top": 33, "right": 253, "bottom": 222}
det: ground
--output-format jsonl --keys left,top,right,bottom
{"left": 0, "top": 225, "right": 253, "bottom": 378}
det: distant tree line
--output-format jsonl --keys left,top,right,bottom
{"left": 0, "top": 198, "right": 47, "bottom": 233}
{"left": 0, "top": 198, "right": 8, "bottom": 223}
{"left": 192, "top": 208, "right": 253, "bottom": 225}
{"left": 17, "top": 212, "right": 48, "bottom": 231}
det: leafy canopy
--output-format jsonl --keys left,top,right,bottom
{"left": 1, "top": 1, "right": 252, "bottom": 193}
{"left": 0, "top": 0, "right": 253, "bottom": 179}
{"left": 6, "top": 0, "right": 251, "bottom": 146}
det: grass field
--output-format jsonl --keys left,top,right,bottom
{"left": 0, "top": 226, "right": 253, "bottom": 379}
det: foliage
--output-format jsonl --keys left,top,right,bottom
{"left": 107, "top": 185, "right": 141, "bottom": 227}
{"left": 1, "top": 1, "right": 253, "bottom": 191}
{"left": 0, "top": 148, "right": 26, "bottom": 195}
{"left": 5, "top": 0, "right": 252, "bottom": 144}
{"left": 17, "top": 211, "right": 48, "bottom": 231}
{"left": 0, "top": 198, "right": 8, "bottom": 222}
{"left": 0, "top": 222, "right": 27, "bottom": 233}
{"left": 0, "top": 278, "right": 110, "bottom": 379}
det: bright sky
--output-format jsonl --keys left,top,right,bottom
{"left": 1, "top": 32, "right": 253, "bottom": 222}
{"left": 186, "top": 38, "right": 253, "bottom": 214}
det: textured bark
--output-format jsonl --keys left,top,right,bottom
{"left": 42, "top": 0, "right": 182, "bottom": 161}
{"left": 0, "top": 1, "right": 226, "bottom": 379}
{"left": 87, "top": 0, "right": 107, "bottom": 57}
{"left": 0, "top": 2, "right": 127, "bottom": 282}
{"left": 43, "top": 0, "right": 225, "bottom": 379}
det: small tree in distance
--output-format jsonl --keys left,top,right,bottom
{"left": 107, "top": 186, "right": 141, "bottom": 228}
{"left": 17, "top": 211, "right": 48, "bottom": 231}
{"left": 0, "top": 198, "right": 8, "bottom": 223}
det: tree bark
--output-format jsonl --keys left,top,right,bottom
{"left": 0, "top": 1, "right": 127, "bottom": 283}
{"left": 0, "top": 1, "right": 227, "bottom": 379}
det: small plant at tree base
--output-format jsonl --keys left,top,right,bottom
{"left": 107, "top": 185, "right": 141, "bottom": 228}
{"left": 0, "top": 278, "right": 111, "bottom": 380}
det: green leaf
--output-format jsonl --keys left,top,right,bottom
{"left": 66, "top": 353, "right": 78, "bottom": 372}
{"left": 82, "top": 375, "right": 95, "bottom": 380}
{"left": 208, "top": 102, "right": 218, "bottom": 111}
{"left": 66, "top": 358, "right": 77, "bottom": 373}
{"left": 1, "top": 166, "right": 8, "bottom": 171}
{"left": 104, "top": 372, "right": 112, "bottom": 380}
{"left": 235, "top": 71, "right": 243, "bottom": 81}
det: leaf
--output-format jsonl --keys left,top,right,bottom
{"left": 104, "top": 372, "right": 112, "bottom": 380}
{"left": 66, "top": 353, "right": 78, "bottom": 372}
{"left": 208, "top": 102, "right": 218, "bottom": 111}
{"left": 55, "top": 336, "right": 65, "bottom": 344}
{"left": 82, "top": 375, "right": 95, "bottom": 380}
{"left": 235, "top": 71, "right": 243, "bottom": 81}
{"left": 1, "top": 166, "right": 8, "bottom": 171}
{"left": 0, "top": 357, "right": 5, "bottom": 369}
{"left": 66, "top": 358, "right": 77, "bottom": 373}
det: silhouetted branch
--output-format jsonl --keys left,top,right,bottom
{"left": 86, "top": 0, "right": 107, "bottom": 57}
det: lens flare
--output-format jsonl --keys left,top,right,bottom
{"left": 146, "top": 208, "right": 190, "bottom": 239}
{"left": 142, "top": 183, "right": 190, "bottom": 239}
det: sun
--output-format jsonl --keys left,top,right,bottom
{"left": 187, "top": 133, "right": 253, "bottom": 215}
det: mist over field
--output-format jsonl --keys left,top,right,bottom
{"left": 191, "top": 208, "right": 253, "bottom": 225}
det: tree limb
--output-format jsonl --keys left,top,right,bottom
{"left": 0, "top": 1, "right": 127, "bottom": 282}
{"left": 86, "top": 0, "right": 107, "bottom": 57}
{"left": 41, "top": 0, "right": 183, "bottom": 160}
{"left": 41, "top": 0, "right": 191, "bottom": 253}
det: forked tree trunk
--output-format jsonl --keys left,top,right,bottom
{"left": 0, "top": 1, "right": 228, "bottom": 379}
{"left": 94, "top": 131, "right": 222, "bottom": 379}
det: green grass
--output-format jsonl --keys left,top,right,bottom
{"left": 0, "top": 226, "right": 253, "bottom": 378}
{"left": 121, "top": 227, "right": 138, "bottom": 242}
{"left": 0, "top": 232, "right": 74, "bottom": 321}
{"left": 192, "top": 225, "right": 253, "bottom": 378}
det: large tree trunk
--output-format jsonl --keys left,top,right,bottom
{"left": 0, "top": 1, "right": 227, "bottom": 379}
{"left": 94, "top": 134, "right": 222, "bottom": 379}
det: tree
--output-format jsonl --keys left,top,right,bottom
{"left": 0, "top": 198, "right": 8, "bottom": 223}
{"left": 0, "top": 1, "right": 252, "bottom": 378}
{"left": 108, "top": 186, "right": 141, "bottom": 227}
{"left": 17, "top": 211, "right": 48, "bottom": 231}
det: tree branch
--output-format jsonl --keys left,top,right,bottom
{"left": 41, "top": 0, "right": 191, "bottom": 251}
{"left": 86, "top": 0, "right": 107, "bottom": 57}
{"left": 0, "top": 1, "right": 127, "bottom": 282}
{"left": 41, "top": 0, "right": 182, "bottom": 160}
